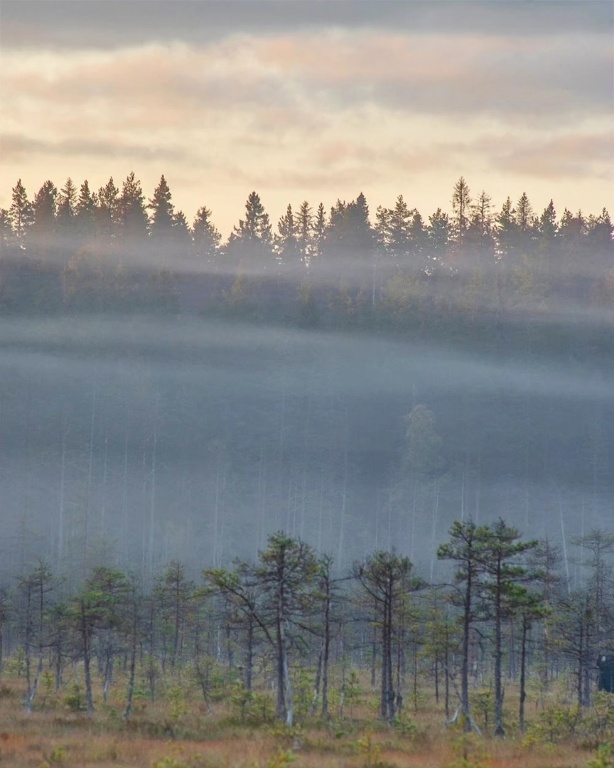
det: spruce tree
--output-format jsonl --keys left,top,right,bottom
{"left": 118, "top": 172, "right": 148, "bottom": 246}
{"left": 275, "top": 203, "right": 299, "bottom": 268}
{"left": 9, "top": 179, "right": 33, "bottom": 246}
{"left": 227, "top": 191, "right": 273, "bottom": 271}
{"left": 30, "top": 180, "right": 58, "bottom": 254}
{"left": 148, "top": 175, "right": 175, "bottom": 245}
{"left": 192, "top": 206, "right": 221, "bottom": 265}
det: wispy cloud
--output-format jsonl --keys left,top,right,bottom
{"left": 2, "top": 1, "right": 611, "bottom": 50}
{"left": 0, "top": 2, "right": 611, "bottom": 233}
{"left": 0, "top": 133, "right": 189, "bottom": 163}
{"left": 483, "top": 132, "right": 614, "bottom": 181}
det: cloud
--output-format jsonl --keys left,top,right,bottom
{"left": 0, "top": 133, "right": 189, "bottom": 163}
{"left": 1, "top": 1, "right": 611, "bottom": 50}
{"left": 252, "top": 31, "right": 612, "bottom": 120}
{"left": 480, "top": 132, "right": 614, "bottom": 180}
{"left": 3, "top": 29, "right": 610, "bottom": 138}
{"left": 1, "top": 5, "right": 611, "bottom": 231}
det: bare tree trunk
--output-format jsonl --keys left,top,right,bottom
{"left": 123, "top": 596, "right": 138, "bottom": 720}
{"left": 310, "top": 647, "right": 322, "bottom": 716}
{"left": 321, "top": 612, "right": 331, "bottom": 722}
{"left": 244, "top": 614, "right": 254, "bottom": 692}
{"left": 24, "top": 653, "right": 43, "bottom": 714}
{"left": 494, "top": 584, "right": 505, "bottom": 737}
{"left": 81, "top": 603, "right": 94, "bottom": 714}
{"left": 519, "top": 617, "right": 528, "bottom": 733}
{"left": 103, "top": 652, "right": 113, "bottom": 703}
{"left": 283, "top": 643, "right": 294, "bottom": 727}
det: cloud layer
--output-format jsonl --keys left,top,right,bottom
{"left": 1, "top": 1, "right": 611, "bottom": 235}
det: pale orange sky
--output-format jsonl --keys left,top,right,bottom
{"left": 1, "top": 1, "right": 612, "bottom": 238}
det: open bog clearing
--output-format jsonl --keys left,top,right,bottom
{"left": 0, "top": 673, "right": 607, "bottom": 768}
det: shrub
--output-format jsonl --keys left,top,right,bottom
{"left": 579, "top": 693, "right": 614, "bottom": 749}
{"left": 523, "top": 700, "right": 581, "bottom": 745}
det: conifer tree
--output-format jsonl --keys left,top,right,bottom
{"left": 296, "top": 200, "right": 313, "bottom": 266}
{"left": 0, "top": 209, "right": 12, "bottom": 254}
{"left": 9, "top": 179, "right": 33, "bottom": 246}
{"left": 57, "top": 178, "right": 77, "bottom": 226}
{"left": 192, "top": 206, "right": 221, "bottom": 265}
{"left": 437, "top": 519, "right": 484, "bottom": 731}
{"left": 172, "top": 210, "right": 192, "bottom": 254}
{"left": 29, "top": 180, "right": 58, "bottom": 254}
{"left": 313, "top": 202, "right": 327, "bottom": 261}
{"left": 427, "top": 208, "right": 450, "bottom": 274}
{"left": 96, "top": 177, "right": 120, "bottom": 244}
{"left": 452, "top": 176, "right": 472, "bottom": 241}
{"left": 275, "top": 203, "right": 299, "bottom": 268}
{"left": 148, "top": 175, "right": 175, "bottom": 244}
{"left": 475, "top": 519, "right": 537, "bottom": 737}
{"left": 227, "top": 191, "right": 273, "bottom": 270}
{"left": 118, "top": 172, "right": 148, "bottom": 246}
{"left": 75, "top": 180, "right": 97, "bottom": 242}
{"left": 355, "top": 550, "right": 415, "bottom": 724}
{"left": 495, "top": 197, "right": 517, "bottom": 258}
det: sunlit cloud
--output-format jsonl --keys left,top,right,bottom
{"left": 0, "top": 2, "right": 611, "bottom": 235}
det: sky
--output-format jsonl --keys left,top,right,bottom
{"left": 1, "top": 0, "right": 612, "bottom": 238}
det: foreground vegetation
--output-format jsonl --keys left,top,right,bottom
{"left": 0, "top": 667, "right": 612, "bottom": 768}
{"left": 1, "top": 521, "right": 613, "bottom": 766}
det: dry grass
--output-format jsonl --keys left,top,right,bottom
{"left": 0, "top": 673, "right": 603, "bottom": 768}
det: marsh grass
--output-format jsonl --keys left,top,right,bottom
{"left": 0, "top": 669, "right": 606, "bottom": 767}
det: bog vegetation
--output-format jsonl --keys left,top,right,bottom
{"left": 0, "top": 522, "right": 613, "bottom": 767}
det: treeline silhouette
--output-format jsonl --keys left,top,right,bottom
{"left": 1, "top": 174, "right": 612, "bottom": 333}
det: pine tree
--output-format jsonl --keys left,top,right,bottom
{"left": 355, "top": 550, "right": 415, "bottom": 723}
{"left": 118, "top": 172, "right": 148, "bottom": 245}
{"left": 75, "top": 180, "right": 97, "bottom": 242}
{"left": 475, "top": 519, "right": 537, "bottom": 736}
{"left": 148, "top": 175, "right": 175, "bottom": 245}
{"left": 514, "top": 192, "right": 536, "bottom": 260}
{"left": 538, "top": 199, "right": 557, "bottom": 241}
{"left": 427, "top": 208, "right": 450, "bottom": 274}
{"left": 0, "top": 209, "right": 12, "bottom": 255}
{"left": 313, "top": 202, "right": 327, "bottom": 261}
{"left": 29, "top": 180, "right": 58, "bottom": 254}
{"left": 349, "top": 192, "right": 374, "bottom": 257}
{"left": 296, "top": 200, "right": 313, "bottom": 266}
{"left": 96, "top": 177, "right": 120, "bottom": 244}
{"left": 172, "top": 210, "right": 192, "bottom": 255}
{"left": 515, "top": 192, "right": 534, "bottom": 232}
{"left": 495, "top": 197, "right": 517, "bottom": 258}
{"left": 324, "top": 194, "right": 373, "bottom": 260}
{"left": 437, "top": 519, "right": 485, "bottom": 732}
{"left": 409, "top": 210, "right": 428, "bottom": 271}
{"left": 463, "top": 191, "right": 495, "bottom": 313}
{"left": 57, "top": 178, "right": 77, "bottom": 227}
{"left": 586, "top": 209, "right": 614, "bottom": 304}
{"left": 154, "top": 560, "right": 194, "bottom": 668}
{"left": 275, "top": 203, "right": 299, "bottom": 268}
{"left": 227, "top": 191, "right": 273, "bottom": 270}
{"left": 452, "top": 177, "right": 472, "bottom": 241}
{"left": 376, "top": 195, "right": 413, "bottom": 272}
{"left": 192, "top": 206, "right": 221, "bottom": 265}
{"left": 9, "top": 179, "right": 33, "bottom": 246}
{"left": 375, "top": 205, "right": 391, "bottom": 255}
{"left": 557, "top": 208, "right": 588, "bottom": 303}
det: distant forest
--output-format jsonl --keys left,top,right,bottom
{"left": 0, "top": 173, "right": 612, "bottom": 586}
{"left": 1, "top": 174, "right": 612, "bottom": 325}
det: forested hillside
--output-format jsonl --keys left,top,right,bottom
{"left": 0, "top": 174, "right": 612, "bottom": 585}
